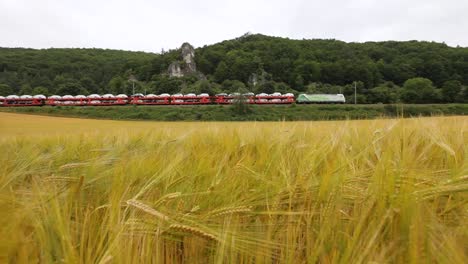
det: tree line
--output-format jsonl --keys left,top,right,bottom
{"left": 1, "top": 34, "right": 467, "bottom": 103}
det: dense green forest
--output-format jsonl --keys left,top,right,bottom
{"left": 1, "top": 34, "right": 467, "bottom": 103}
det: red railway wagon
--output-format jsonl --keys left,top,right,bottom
{"left": 130, "top": 96, "right": 171, "bottom": 105}
{"left": 170, "top": 95, "right": 211, "bottom": 105}
{"left": 129, "top": 95, "right": 212, "bottom": 105}
{"left": 46, "top": 97, "right": 127, "bottom": 106}
{"left": 253, "top": 95, "right": 295, "bottom": 104}
{"left": 0, "top": 98, "right": 45, "bottom": 107}
{"left": 215, "top": 95, "right": 295, "bottom": 104}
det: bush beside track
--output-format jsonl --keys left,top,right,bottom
{"left": 0, "top": 104, "right": 467, "bottom": 121}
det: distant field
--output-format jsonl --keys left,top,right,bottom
{"left": 0, "top": 103, "right": 467, "bottom": 121}
{"left": 0, "top": 113, "right": 466, "bottom": 263}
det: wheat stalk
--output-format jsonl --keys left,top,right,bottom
{"left": 126, "top": 199, "right": 170, "bottom": 222}
{"left": 208, "top": 206, "right": 252, "bottom": 218}
{"left": 168, "top": 224, "right": 218, "bottom": 241}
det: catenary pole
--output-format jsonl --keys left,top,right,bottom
{"left": 354, "top": 81, "right": 357, "bottom": 104}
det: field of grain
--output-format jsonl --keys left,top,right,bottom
{"left": 0, "top": 113, "right": 467, "bottom": 263}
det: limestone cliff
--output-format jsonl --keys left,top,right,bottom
{"left": 168, "top": 43, "right": 199, "bottom": 77}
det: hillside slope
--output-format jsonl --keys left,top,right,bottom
{"left": 1, "top": 34, "right": 467, "bottom": 103}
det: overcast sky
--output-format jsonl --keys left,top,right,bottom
{"left": 1, "top": 0, "right": 467, "bottom": 53}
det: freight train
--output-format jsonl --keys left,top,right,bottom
{"left": 0, "top": 93, "right": 345, "bottom": 107}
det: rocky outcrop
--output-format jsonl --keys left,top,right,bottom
{"left": 181, "top": 43, "right": 196, "bottom": 72}
{"left": 249, "top": 73, "right": 259, "bottom": 86}
{"left": 249, "top": 70, "right": 271, "bottom": 87}
{"left": 168, "top": 62, "right": 184, "bottom": 77}
{"left": 168, "top": 43, "right": 198, "bottom": 78}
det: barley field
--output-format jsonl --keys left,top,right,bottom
{"left": 0, "top": 113, "right": 467, "bottom": 263}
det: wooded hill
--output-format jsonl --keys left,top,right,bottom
{"left": 1, "top": 34, "right": 467, "bottom": 103}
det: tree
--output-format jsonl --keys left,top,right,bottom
{"left": 463, "top": 86, "right": 468, "bottom": 103}
{"left": 368, "top": 84, "right": 398, "bottom": 104}
{"left": 294, "top": 60, "right": 321, "bottom": 84}
{"left": 274, "top": 82, "right": 295, "bottom": 94}
{"left": 19, "top": 84, "right": 32, "bottom": 95}
{"left": 57, "top": 81, "right": 88, "bottom": 95}
{"left": 80, "top": 77, "right": 99, "bottom": 93}
{"left": 270, "top": 58, "right": 294, "bottom": 83}
{"left": 256, "top": 81, "right": 275, "bottom": 94}
{"left": 32, "top": 86, "right": 50, "bottom": 96}
{"left": 0, "top": 83, "right": 14, "bottom": 95}
{"left": 401, "top": 77, "right": 439, "bottom": 103}
{"left": 107, "top": 76, "right": 126, "bottom": 94}
{"left": 150, "top": 75, "right": 183, "bottom": 94}
{"left": 419, "top": 59, "right": 449, "bottom": 87}
{"left": 196, "top": 47, "right": 225, "bottom": 74}
{"left": 441, "top": 80, "right": 462, "bottom": 103}
{"left": 214, "top": 62, "right": 229, "bottom": 83}
{"left": 294, "top": 75, "right": 305, "bottom": 92}
{"left": 182, "top": 80, "right": 220, "bottom": 94}
{"left": 227, "top": 51, "right": 261, "bottom": 83}
{"left": 221, "top": 80, "right": 246, "bottom": 93}
{"left": 321, "top": 62, "right": 345, "bottom": 85}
